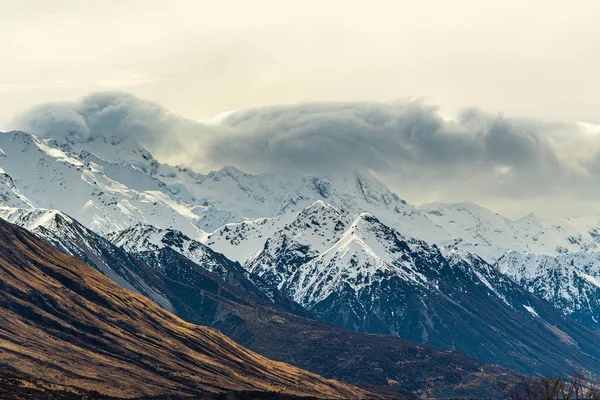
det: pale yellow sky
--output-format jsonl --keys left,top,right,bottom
{"left": 2, "top": 0, "right": 600, "bottom": 126}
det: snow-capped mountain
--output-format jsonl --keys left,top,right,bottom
{"left": 109, "top": 223, "right": 244, "bottom": 282}
{"left": 203, "top": 213, "right": 298, "bottom": 263}
{"left": 5, "top": 128, "right": 600, "bottom": 265}
{"left": 421, "top": 202, "right": 600, "bottom": 261}
{"left": 0, "top": 130, "right": 441, "bottom": 238}
{"left": 0, "top": 205, "right": 305, "bottom": 318}
{"left": 0, "top": 207, "right": 519, "bottom": 400}
{"left": 497, "top": 250, "right": 600, "bottom": 330}
{"left": 4, "top": 124, "right": 600, "bottom": 379}
{"left": 0, "top": 131, "right": 205, "bottom": 237}
{"left": 38, "top": 127, "right": 439, "bottom": 233}
{"left": 203, "top": 195, "right": 600, "bottom": 266}
{"left": 107, "top": 222, "right": 308, "bottom": 309}
{"left": 3, "top": 127, "right": 600, "bottom": 328}
{"left": 244, "top": 201, "right": 600, "bottom": 376}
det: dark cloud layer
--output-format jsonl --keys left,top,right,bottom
{"left": 212, "top": 102, "right": 579, "bottom": 198}
{"left": 9, "top": 92, "right": 600, "bottom": 215}
{"left": 216, "top": 102, "right": 560, "bottom": 172}
{"left": 12, "top": 92, "right": 219, "bottom": 166}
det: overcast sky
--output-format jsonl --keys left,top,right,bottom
{"left": 3, "top": 0, "right": 600, "bottom": 217}
{"left": 2, "top": 0, "right": 600, "bottom": 122}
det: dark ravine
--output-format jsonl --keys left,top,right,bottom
{"left": 0, "top": 219, "right": 368, "bottom": 399}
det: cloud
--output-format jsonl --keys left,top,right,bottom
{"left": 9, "top": 92, "right": 600, "bottom": 216}
{"left": 210, "top": 102, "right": 569, "bottom": 187}
{"left": 206, "top": 101, "right": 600, "bottom": 215}
{"left": 10, "top": 92, "right": 221, "bottom": 167}
{"left": 13, "top": 92, "right": 175, "bottom": 143}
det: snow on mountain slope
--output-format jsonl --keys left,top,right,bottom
{"left": 246, "top": 201, "right": 468, "bottom": 311}
{"left": 0, "top": 205, "right": 309, "bottom": 330}
{"left": 67, "top": 135, "right": 160, "bottom": 175}
{"left": 497, "top": 250, "right": 600, "bottom": 330}
{"left": 244, "top": 201, "right": 600, "bottom": 377}
{"left": 421, "top": 202, "right": 600, "bottom": 261}
{"left": 109, "top": 223, "right": 244, "bottom": 281}
{"left": 512, "top": 213, "right": 600, "bottom": 254}
{"left": 6, "top": 128, "right": 437, "bottom": 234}
{"left": 0, "top": 171, "right": 33, "bottom": 208}
{"left": 202, "top": 212, "right": 297, "bottom": 263}
{"left": 204, "top": 188, "right": 600, "bottom": 267}
{"left": 155, "top": 164, "right": 447, "bottom": 236}
{"left": 196, "top": 169, "right": 600, "bottom": 264}
{"left": 0, "top": 131, "right": 204, "bottom": 237}
{"left": 108, "top": 222, "right": 306, "bottom": 309}
{"left": 5, "top": 128, "right": 600, "bottom": 265}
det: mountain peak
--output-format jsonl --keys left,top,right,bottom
{"left": 208, "top": 165, "right": 248, "bottom": 179}
{"left": 516, "top": 212, "right": 542, "bottom": 225}
{"left": 302, "top": 200, "right": 343, "bottom": 215}
{"left": 0, "top": 207, "right": 69, "bottom": 231}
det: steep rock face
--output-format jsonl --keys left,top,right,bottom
{"left": 497, "top": 250, "right": 600, "bottom": 330}
{"left": 0, "top": 172, "right": 33, "bottom": 208}
{"left": 0, "top": 218, "right": 367, "bottom": 399}
{"left": 246, "top": 202, "right": 600, "bottom": 377}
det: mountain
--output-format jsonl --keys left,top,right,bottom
{"left": 0, "top": 205, "right": 308, "bottom": 319}
{"left": 5, "top": 127, "right": 600, "bottom": 393}
{"left": 204, "top": 186, "right": 600, "bottom": 266}
{"left": 245, "top": 201, "right": 600, "bottom": 377}
{"left": 173, "top": 162, "right": 600, "bottom": 263}
{"left": 0, "top": 130, "right": 206, "bottom": 237}
{"left": 112, "top": 240, "right": 515, "bottom": 399}
{"left": 497, "top": 250, "right": 600, "bottom": 331}
{"left": 0, "top": 130, "right": 441, "bottom": 239}
{"left": 109, "top": 223, "right": 248, "bottom": 282}
{"left": 1, "top": 206, "right": 518, "bottom": 399}
{"left": 420, "top": 202, "right": 600, "bottom": 261}
{"left": 0, "top": 217, "right": 368, "bottom": 399}
{"left": 0, "top": 206, "right": 185, "bottom": 311}
{"left": 5, "top": 129, "right": 600, "bottom": 265}
{"left": 107, "top": 222, "right": 307, "bottom": 312}
{"left": 204, "top": 213, "right": 298, "bottom": 263}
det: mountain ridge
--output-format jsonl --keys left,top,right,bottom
{"left": 5, "top": 128, "right": 600, "bottom": 265}
{"left": 244, "top": 201, "right": 600, "bottom": 377}
{"left": 1, "top": 205, "right": 517, "bottom": 399}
